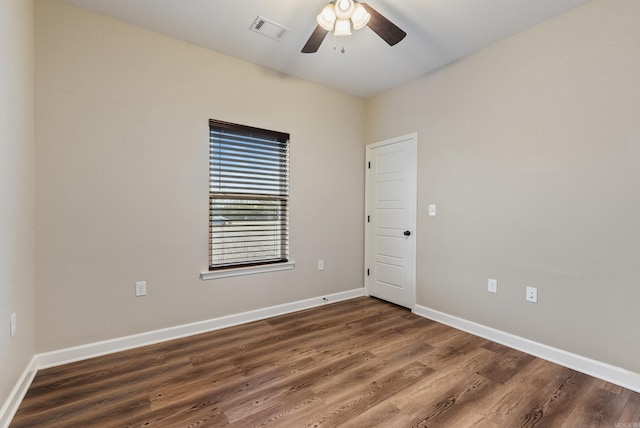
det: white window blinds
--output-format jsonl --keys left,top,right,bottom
{"left": 209, "top": 120, "right": 289, "bottom": 270}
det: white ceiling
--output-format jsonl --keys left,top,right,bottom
{"left": 58, "top": 0, "right": 589, "bottom": 99}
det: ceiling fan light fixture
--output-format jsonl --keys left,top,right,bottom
{"left": 317, "top": 4, "right": 336, "bottom": 31}
{"left": 351, "top": 3, "right": 370, "bottom": 30}
{"left": 334, "top": 0, "right": 355, "bottom": 20}
{"left": 302, "top": 1, "right": 406, "bottom": 54}
{"left": 334, "top": 18, "right": 352, "bottom": 36}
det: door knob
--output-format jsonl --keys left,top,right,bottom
{"left": 403, "top": 230, "right": 411, "bottom": 236}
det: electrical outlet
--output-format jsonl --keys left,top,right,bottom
{"left": 526, "top": 286, "right": 538, "bottom": 303}
{"left": 318, "top": 260, "right": 324, "bottom": 271}
{"left": 135, "top": 281, "right": 147, "bottom": 297}
{"left": 488, "top": 278, "right": 497, "bottom": 293}
{"left": 10, "top": 313, "right": 16, "bottom": 337}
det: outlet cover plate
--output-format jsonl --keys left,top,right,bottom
{"left": 526, "top": 286, "right": 538, "bottom": 303}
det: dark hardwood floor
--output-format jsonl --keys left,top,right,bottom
{"left": 11, "top": 297, "right": 640, "bottom": 427}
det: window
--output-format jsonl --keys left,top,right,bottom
{"left": 208, "top": 120, "right": 289, "bottom": 271}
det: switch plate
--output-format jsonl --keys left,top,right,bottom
{"left": 318, "top": 260, "right": 324, "bottom": 271}
{"left": 488, "top": 278, "right": 497, "bottom": 293}
{"left": 10, "top": 313, "right": 16, "bottom": 337}
{"left": 135, "top": 281, "right": 147, "bottom": 297}
{"left": 526, "top": 286, "right": 538, "bottom": 303}
{"left": 428, "top": 204, "right": 436, "bottom": 217}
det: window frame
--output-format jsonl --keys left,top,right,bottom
{"left": 206, "top": 119, "right": 291, "bottom": 274}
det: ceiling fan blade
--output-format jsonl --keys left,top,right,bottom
{"left": 301, "top": 25, "right": 329, "bottom": 53}
{"left": 361, "top": 3, "right": 406, "bottom": 46}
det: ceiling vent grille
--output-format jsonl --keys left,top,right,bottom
{"left": 250, "top": 16, "right": 289, "bottom": 41}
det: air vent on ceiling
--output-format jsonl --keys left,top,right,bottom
{"left": 250, "top": 16, "right": 289, "bottom": 41}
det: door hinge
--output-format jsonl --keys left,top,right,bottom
{"left": 367, "top": 215, "right": 370, "bottom": 223}
{"left": 367, "top": 268, "right": 370, "bottom": 276}
{"left": 368, "top": 161, "right": 371, "bottom": 169}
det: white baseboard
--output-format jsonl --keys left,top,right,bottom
{"left": 5, "top": 290, "right": 636, "bottom": 427}
{"left": 0, "top": 357, "right": 37, "bottom": 428}
{"left": 414, "top": 304, "right": 640, "bottom": 393}
{"left": 35, "top": 288, "right": 366, "bottom": 369}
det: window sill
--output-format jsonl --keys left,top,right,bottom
{"left": 200, "top": 261, "right": 296, "bottom": 280}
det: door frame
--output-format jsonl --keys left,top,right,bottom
{"left": 364, "top": 132, "right": 418, "bottom": 311}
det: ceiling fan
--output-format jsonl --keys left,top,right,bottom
{"left": 302, "top": 0, "right": 406, "bottom": 53}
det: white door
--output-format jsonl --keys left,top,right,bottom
{"left": 365, "top": 133, "right": 417, "bottom": 309}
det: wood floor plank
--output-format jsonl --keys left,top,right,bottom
{"left": 476, "top": 346, "right": 537, "bottom": 385}
{"left": 619, "top": 389, "right": 640, "bottom": 423}
{"left": 425, "top": 374, "right": 501, "bottom": 426}
{"left": 481, "top": 359, "right": 585, "bottom": 427}
{"left": 390, "top": 350, "right": 499, "bottom": 418}
{"left": 340, "top": 402, "right": 412, "bottom": 428}
{"left": 564, "top": 377, "right": 634, "bottom": 427}
{"left": 10, "top": 297, "right": 640, "bottom": 427}
{"left": 299, "top": 361, "right": 433, "bottom": 427}
{"left": 12, "top": 356, "right": 193, "bottom": 426}
{"left": 517, "top": 369, "right": 587, "bottom": 427}
{"left": 223, "top": 351, "right": 376, "bottom": 423}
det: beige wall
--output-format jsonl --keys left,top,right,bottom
{"left": 34, "top": 0, "right": 365, "bottom": 352}
{"left": 366, "top": 0, "right": 640, "bottom": 372}
{"left": 0, "top": 0, "right": 36, "bottom": 409}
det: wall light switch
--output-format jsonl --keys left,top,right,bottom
{"left": 428, "top": 204, "right": 436, "bottom": 217}
{"left": 135, "top": 281, "right": 147, "bottom": 297}
{"left": 318, "top": 260, "right": 324, "bottom": 271}
{"left": 488, "top": 278, "right": 497, "bottom": 293}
